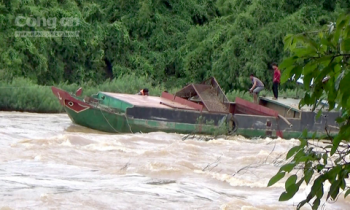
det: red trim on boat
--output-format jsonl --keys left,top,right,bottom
{"left": 235, "top": 97, "right": 279, "bottom": 117}
{"left": 276, "top": 130, "right": 283, "bottom": 138}
{"left": 64, "top": 100, "right": 90, "bottom": 113}
{"left": 51, "top": 87, "right": 91, "bottom": 113}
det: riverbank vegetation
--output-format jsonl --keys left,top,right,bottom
{"left": 0, "top": 0, "right": 347, "bottom": 112}
{"left": 0, "top": 74, "right": 304, "bottom": 113}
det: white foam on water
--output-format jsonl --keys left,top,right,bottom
{"left": 0, "top": 112, "right": 348, "bottom": 210}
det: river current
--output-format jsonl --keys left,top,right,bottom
{"left": 0, "top": 112, "right": 349, "bottom": 209}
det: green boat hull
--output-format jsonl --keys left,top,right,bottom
{"left": 52, "top": 86, "right": 339, "bottom": 140}
{"left": 235, "top": 128, "right": 337, "bottom": 140}
{"left": 64, "top": 106, "right": 225, "bottom": 135}
{"left": 65, "top": 105, "right": 336, "bottom": 140}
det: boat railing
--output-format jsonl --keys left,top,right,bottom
{"left": 83, "top": 96, "right": 104, "bottom": 108}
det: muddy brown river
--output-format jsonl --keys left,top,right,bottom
{"left": 0, "top": 112, "right": 349, "bottom": 209}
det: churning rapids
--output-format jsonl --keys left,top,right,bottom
{"left": 0, "top": 112, "right": 349, "bottom": 210}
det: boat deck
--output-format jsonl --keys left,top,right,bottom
{"left": 260, "top": 97, "right": 317, "bottom": 112}
{"left": 101, "top": 92, "right": 199, "bottom": 110}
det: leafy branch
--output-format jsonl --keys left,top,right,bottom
{"left": 268, "top": 12, "right": 350, "bottom": 209}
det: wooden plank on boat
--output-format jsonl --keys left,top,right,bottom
{"left": 235, "top": 97, "right": 279, "bottom": 117}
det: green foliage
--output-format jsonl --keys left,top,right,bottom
{"left": 0, "top": 73, "right": 253, "bottom": 112}
{"left": 268, "top": 12, "right": 350, "bottom": 209}
{"left": 1, "top": 0, "right": 349, "bottom": 92}
{"left": 0, "top": 73, "right": 302, "bottom": 112}
{"left": 226, "top": 89, "right": 252, "bottom": 102}
{"left": 0, "top": 74, "right": 165, "bottom": 112}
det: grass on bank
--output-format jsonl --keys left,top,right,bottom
{"left": 0, "top": 75, "right": 305, "bottom": 113}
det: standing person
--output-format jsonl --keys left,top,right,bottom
{"left": 249, "top": 74, "right": 264, "bottom": 104}
{"left": 272, "top": 62, "right": 281, "bottom": 100}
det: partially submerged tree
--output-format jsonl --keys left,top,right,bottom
{"left": 267, "top": 12, "right": 350, "bottom": 209}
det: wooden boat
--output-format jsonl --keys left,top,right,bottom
{"left": 51, "top": 77, "right": 340, "bottom": 139}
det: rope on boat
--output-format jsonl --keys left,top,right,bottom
{"left": 124, "top": 115, "right": 133, "bottom": 133}
{"left": 327, "top": 125, "right": 340, "bottom": 130}
{"left": 99, "top": 107, "right": 133, "bottom": 133}
{"left": 99, "top": 108, "right": 120, "bottom": 133}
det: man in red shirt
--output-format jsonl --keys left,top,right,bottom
{"left": 272, "top": 62, "right": 281, "bottom": 100}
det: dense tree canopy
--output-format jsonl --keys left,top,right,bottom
{"left": 0, "top": 0, "right": 349, "bottom": 91}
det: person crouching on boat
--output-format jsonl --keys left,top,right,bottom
{"left": 137, "top": 88, "right": 149, "bottom": 96}
{"left": 249, "top": 74, "right": 264, "bottom": 104}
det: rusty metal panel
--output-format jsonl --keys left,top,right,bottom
{"left": 192, "top": 84, "right": 229, "bottom": 113}
{"left": 201, "top": 77, "right": 230, "bottom": 104}
{"left": 235, "top": 97, "right": 279, "bottom": 117}
{"left": 174, "top": 84, "right": 198, "bottom": 98}
{"left": 161, "top": 91, "right": 203, "bottom": 111}
{"left": 174, "top": 78, "right": 231, "bottom": 113}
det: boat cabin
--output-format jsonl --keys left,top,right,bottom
{"left": 259, "top": 97, "right": 303, "bottom": 118}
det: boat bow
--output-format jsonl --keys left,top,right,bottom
{"left": 51, "top": 87, "right": 92, "bottom": 113}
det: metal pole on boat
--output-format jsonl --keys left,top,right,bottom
{"left": 278, "top": 114, "right": 293, "bottom": 128}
